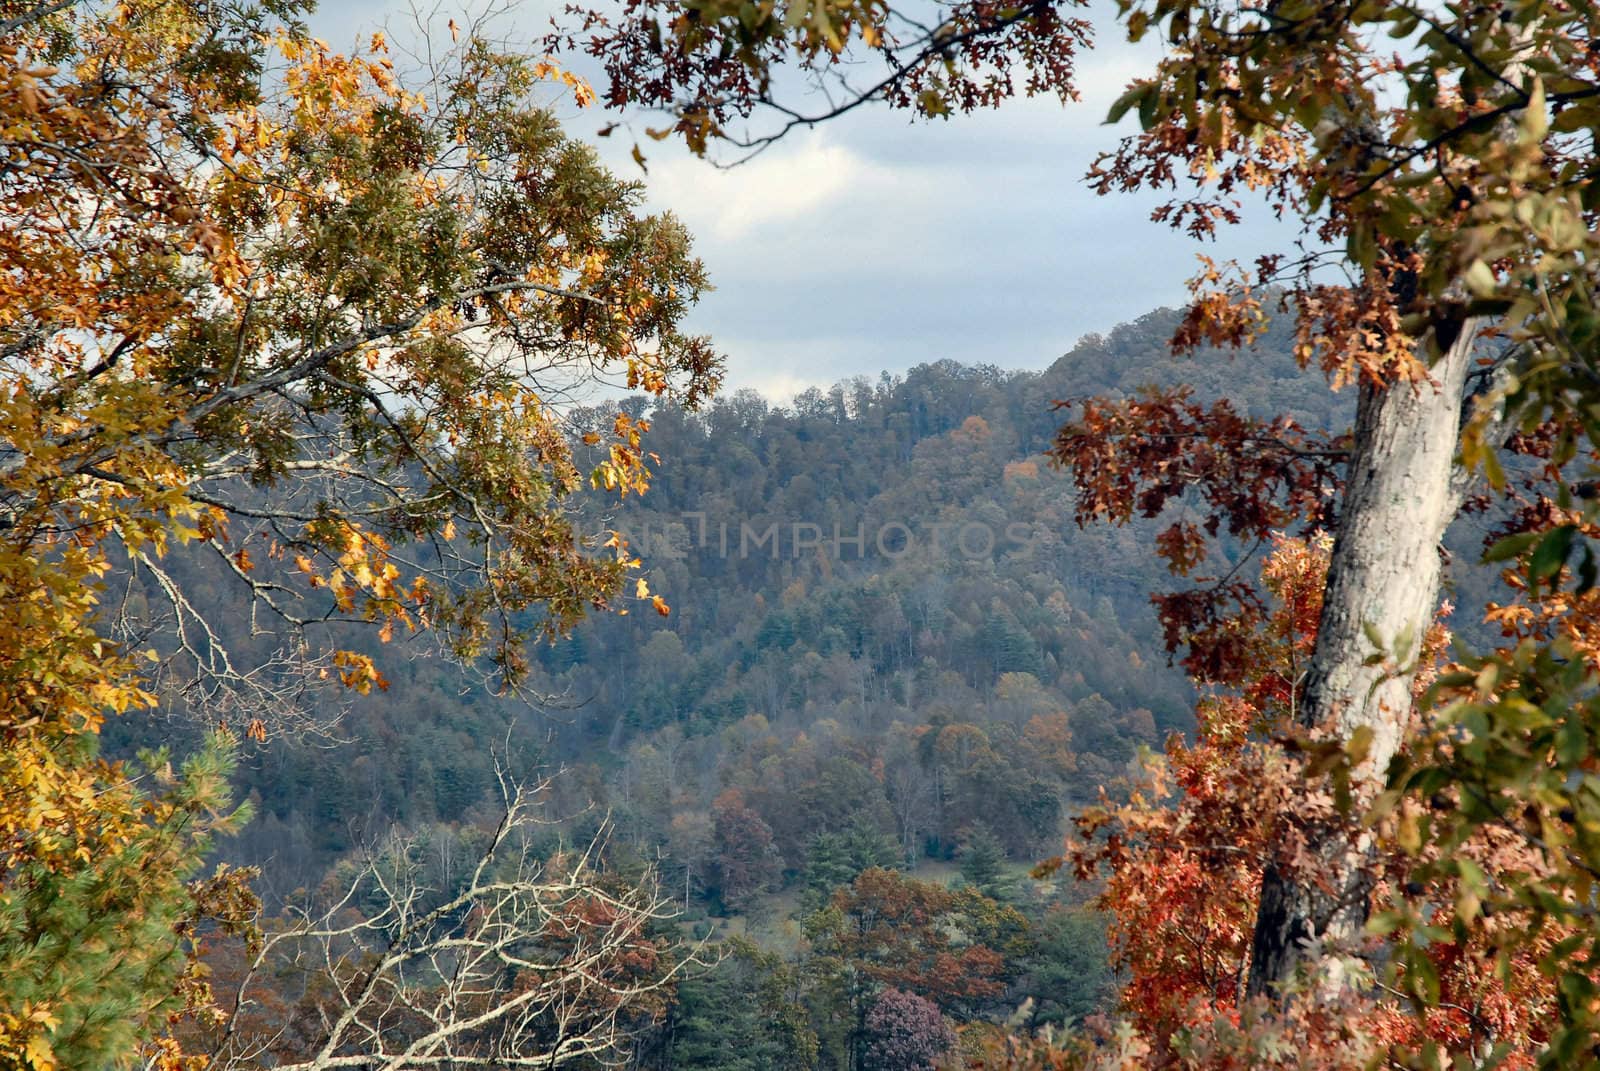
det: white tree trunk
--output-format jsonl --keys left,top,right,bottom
{"left": 1247, "top": 320, "right": 1477, "bottom": 995}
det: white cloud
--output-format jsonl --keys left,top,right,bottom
{"left": 643, "top": 134, "right": 902, "bottom": 244}
{"left": 306, "top": 0, "right": 1302, "bottom": 401}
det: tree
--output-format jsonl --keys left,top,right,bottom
{"left": 0, "top": 735, "right": 251, "bottom": 1071}
{"left": 862, "top": 989, "right": 956, "bottom": 1071}
{"left": 959, "top": 822, "right": 1009, "bottom": 899}
{"left": 2, "top": 0, "right": 717, "bottom": 1063}
{"left": 665, "top": 938, "right": 818, "bottom": 1071}
{"left": 805, "top": 868, "right": 1024, "bottom": 1068}
{"left": 1050, "top": 537, "right": 1571, "bottom": 1067}
{"left": 803, "top": 816, "right": 898, "bottom": 903}
{"left": 176, "top": 770, "right": 697, "bottom": 1070}
{"left": 1014, "top": 908, "right": 1113, "bottom": 1031}
{"left": 669, "top": 809, "right": 716, "bottom": 911}
{"left": 1047, "top": 0, "right": 1599, "bottom": 1010}
{"left": 806, "top": 868, "right": 1029, "bottom": 1019}
{"left": 556, "top": 0, "right": 1600, "bottom": 1042}
{"left": 548, "top": 0, "right": 1089, "bottom": 160}
{"left": 884, "top": 725, "right": 939, "bottom": 864}
{"left": 710, "top": 789, "right": 782, "bottom": 911}
{"left": 6, "top": 0, "right": 716, "bottom": 709}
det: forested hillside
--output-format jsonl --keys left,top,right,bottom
{"left": 91, "top": 305, "right": 1351, "bottom": 1066}
{"left": 105, "top": 297, "right": 1544, "bottom": 1067}
{"left": 16, "top": 0, "right": 1600, "bottom": 1067}
{"left": 201, "top": 306, "right": 1330, "bottom": 882}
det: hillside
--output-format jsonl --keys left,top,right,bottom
{"left": 95, "top": 301, "right": 1519, "bottom": 1067}
{"left": 168, "top": 305, "right": 1338, "bottom": 884}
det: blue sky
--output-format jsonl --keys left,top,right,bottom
{"left": 309, "top": 0, "right": 1293, "bottom": 400}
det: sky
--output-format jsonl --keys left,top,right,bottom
{"left": 309, "top": 0, "right": 1295, "bottom": 402}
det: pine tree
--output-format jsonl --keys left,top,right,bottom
{"left": 804, "top": 817, "right": 898, "bottom": 904}
{"left": 958, "top": 823, "right": 1009, "bottom": 899}
{"left": 0, "top": 736, "right": 249, "bottom": 1070}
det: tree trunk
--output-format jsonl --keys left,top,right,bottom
{"left": 1246, "top": 321, "right": 1476, "bottom": 996}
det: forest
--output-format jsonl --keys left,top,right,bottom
{"left": 210, "top": 309, "right": 1326, "bottom": 879}
{"left": 6, "top": 0, "right": 1600, "bottom": 1070}
{"left": 107, "top": 312, "right": 1288, "bottom": 1064}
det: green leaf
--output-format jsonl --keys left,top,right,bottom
{"left": 1393, "top": 619, "right": 1416, "bottom": 661}
{"left": 1483, "top": 529, "right": 1541, "bottom": 563}
{"left": 1481, "top": 445, "right": 1506, "bottom": 490}
{"left": 1366, "top": 910, "right": 1404, "bottom": 937}
{"left": 1578, "top": 545, "right": 1598, "bottom": 595}
{"left": 1529, "top": 525, "right": 1576, "bottom": 584}
{"left": 1347, "top": 221, "right": 1376, "bottom": 268}
{"left": 1463, "top": 259, "right": 1497, "bottom": 298}
{"left": 1521, "top": 76, "right": 1548, "bottom": 142}
{"left": 1106, "top": 81, "right": 1152, "bottom": 126}
{"left": 1137, "top": 88, "right": 1160, "bottom": 131}
{"left": 1346, "top": 724, "right": 1375, "bottom": 767}
{"left": 1456, "top": 856, "right": 1487, "bottom": 896}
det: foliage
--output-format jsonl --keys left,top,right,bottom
{"left": 0, "top": 734, "right": 250, "bottom": 1071}
{"left": 799, "top": 867, "right": 1029, "bottom": 1068}
{"left": 959, "top": 822, "right": 1010, "bottom": 899}
{"left": 175, "top": 773, "right": 693, "bottom": 1069}
{"left": 803, "top": 817, "right": 899, "bottom": 904}
{"left": 549, "top": 0, "right": 1089, "bottom": 157}
{"left": 218, "top": 332, "right": 1320, "bottom": 889}
{"left": 1050, "top": 537, "right": 1325, "bottom": 1051}
{"left": 1049, "top": 389, "right": 1346, "bottom": 682}
{"left": 1044, "top": 537, "right": 1581, "bottom": 1068}
{"left": 710, "top": 788, "right": 783, "bottom": 910}
{"left": 559, "top": 0, "right": 1600, "bottom": 1020}
{"left": 1, "top": 0, "right": 718, "bottom": 1065}
{"left": 5, "top": 0, "right": 717, "bottom": 708}
{"left": 1012, "top": 908, "right": 1113, "bottom": 1031}
{"left": 551, "top": 0, "right": 1600, "bottom": 1051}
{"left": 862, "top": 988, "right": 956, "bottom": 1071}
{"left": 170, "top": 310, "right": 1368, "bottom": 1071}
{"left": 807, "top": 867, "right": 1030, "bottom": 1016}
{"left": 665, "top": 938, "right": 819, "bottom": 1070}
{"left": 1054, "top": 0, "right": 1600, "bottom": 1053}
{"left": 1378, "top": 599, "right": 1600, "bottom": 1067}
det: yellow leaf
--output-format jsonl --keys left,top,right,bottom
{"left": 1398, "top": 809, "right": 1422, "bottom": 854}
{"left": 24, "top": 1035, "right": 54, "bottom": 1071}
{"left": 1346, "top": 724, "right": 1375, "bottom": 767}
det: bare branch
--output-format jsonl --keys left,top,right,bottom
{"left": 193, "top": 778, "right": 709, "bottom": 1071}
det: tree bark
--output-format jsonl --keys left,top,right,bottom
{"left": 1246, "top": 321, "right": 1477, "bottom": 997}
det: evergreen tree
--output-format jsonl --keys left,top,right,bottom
{"left": 802, "top": 817, "right": 898, "bottom": 905}
{"left": 668, "top": 939, "right": 817, "bottom": 1070}
{"left": 958, "top": 822, "right": 1009, "bottom": 898}
{"left": 0, "top": 736, "right": 249, "bottom": 1070}
{"left": 1016, "top": 908, "right": 1114, "bottom": 1029}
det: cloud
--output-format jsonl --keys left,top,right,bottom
{"left": 305, "top": 0, "right": 1302, "bottom": 401}
{"left": 645, "top": 136, "right": 899, "bottom": 244}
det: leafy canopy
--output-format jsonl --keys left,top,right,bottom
{"left": 0, "top": 0, "right": 719, "bottom": 1064}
